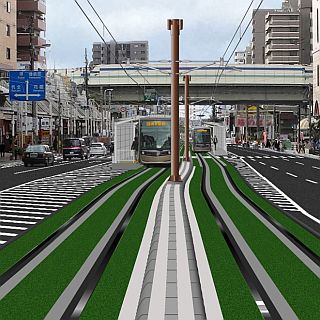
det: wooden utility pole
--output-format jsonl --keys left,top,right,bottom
{"left": 184, "top": 75, "right": 190, "bottom": 161}
{"left": 168, "top": 19, "right": 183, "bottom": 182}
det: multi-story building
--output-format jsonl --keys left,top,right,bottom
{"left": 16, "top": 0, "right": 47, "bottom": 70}
{"left": 92, "top": 41, "right": 149, "bottom": 65}
{"left": 313, "top": 0, "right": 320, "bottom": 116}
{"left": 0, "top": 0, "right": 17, "bottom": 72}
{"left": 251, "top": 0, "right": 312, "bottom": 65}
{"left": 234, "top": 46, "right": 252, "bottom": 64}
{"left": 265, "top": 11, "right": 300, "bottom": 64}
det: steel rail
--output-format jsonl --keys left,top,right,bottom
{"left": 0, "top": 168, "right": 149, "bottom": 297}
{"left": 199, "top": 154, "right": 298, "bottom": 320}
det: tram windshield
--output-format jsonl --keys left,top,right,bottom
{"left": 140, "top": 120, "right": 171, "bottom": 150}
{"left": 194, "top": 129, "right": 211, "bottom": 144}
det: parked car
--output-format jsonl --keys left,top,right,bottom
{"left": 63, "top": 138, "right": 89, "bottom": 160}
{"left": 22, "top": 144, "right": 54, "bottom": 167}
{"left": 89, "top": 142, "right": 107, "bottom": 156}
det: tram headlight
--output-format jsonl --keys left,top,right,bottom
{"left": 141, "top": 151, "right": 145, "bottom": 155}
{"left": 168, "top": 151, "right": 171, "bottom": 155}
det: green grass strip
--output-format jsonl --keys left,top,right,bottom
{"left": 0, "top": 167, "right": 144, "bottom": 276}
{"left": 224, "top": 160, "right": 320, "bottom": 257}
{"left": 0, "top": 168, "right": 159, "bottom": 320}
{"left": 208, "top": 159, "right": 320, "bottom": 319}
{"left": 81, "top": 170, "right": 169, "bottom": 319}
{"left": 190, "top": 160, "right": 262, "bottom": 320}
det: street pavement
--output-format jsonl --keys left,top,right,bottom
{"left": 227, "top": 145, "right": 320, "bottom": 235}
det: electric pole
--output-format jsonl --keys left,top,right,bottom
{"left": 168, "top": 19, "right": 183, "bottom": 182}
{"left": 183, "top": 75, "right": 190, "bottom": 161}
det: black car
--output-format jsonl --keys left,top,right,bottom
{"left": 22, "top": 145, "right": 54, "bottom": 167}
{"left": 63, "top": 138, "right": 89, "bottom": 160}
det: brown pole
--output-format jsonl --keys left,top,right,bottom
{"left": 168, "top": 19, "right": 183, "bottom": 182}
{"left": 184, "top": 75, "right": 190, "bottom": 161}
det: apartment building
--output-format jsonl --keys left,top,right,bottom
{"left": 251, "top": 0, "right": 312, "bottom": 65}
{"left": 0, "top": 0, "right": 17, "bottom": 72}
{"left": 265, "top": 11, "right": 300, "bottom": 64}
{"left": 16, "top": 0, "right": 47, "bottom": 69}
{"left": 235, "top": 46, "right": 252, "bottom": 64}
{"left": 313, "top": 0, "right": 320, "bottom": 116}
{"left": 92, "top": 41, "right": 149, "bottom": 65}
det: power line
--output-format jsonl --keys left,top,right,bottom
{"left": 200, "top": 0, "right": 265, "bottom": 116}
{"left": 86, "top": 0, "right": 151, "bottom": 85}
{"left": 73, "top": 0, "right": 145, "bottom": 89}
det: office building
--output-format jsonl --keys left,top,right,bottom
{"left": 16, "top": 0, "right": 47, "bottom": 69}
{"left": 92, "top": 41, "right": 149, "bottom": 65}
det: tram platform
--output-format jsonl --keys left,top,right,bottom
{"left": 119, "top": 160, "right": 223, "bottom": 320}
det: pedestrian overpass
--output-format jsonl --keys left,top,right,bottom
{"left": 68, "top": 63, "right": 312, "bottom": 105}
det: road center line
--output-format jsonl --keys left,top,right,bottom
{"left": 259, "top": 162, "right": 266, "bottom": 166}
{"left": 270, "top": 166, "right": 279, "bottom": 171}
{"left": 312, "top": 166, "right": 320, "bottom": 170}
{"left": 295, "top": 162, "right": 304, "bottom": 166}
{"left": 286, "top": 172, "right": 298, "bottom": 178}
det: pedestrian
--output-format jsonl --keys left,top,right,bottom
{"left": 131, "top": 137, "right": 139, "bottom": 161}
{"left": 213, "top": 135, "right": 218, "bottom": 151}
{"left": 0, "top": 142, "right": 5, "bottom": 157}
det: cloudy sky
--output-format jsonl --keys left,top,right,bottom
{"left": 45, "top": 0, "right": 281, "bottom": 69}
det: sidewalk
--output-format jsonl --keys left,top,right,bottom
{"left": 0, "top": 153, "right": 20, "bottom": 163}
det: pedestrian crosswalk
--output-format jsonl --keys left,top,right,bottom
{"left": 224, "top": 157, "right": 305, "bottom": 216}
{"left": 0, "top": 163, "right": 126, "bottom": 247}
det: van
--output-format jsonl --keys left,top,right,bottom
{"left": 63, "top": 138, "right": 89, "bottom": 160}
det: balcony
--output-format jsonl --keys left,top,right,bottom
{"left": 265, "top": 56, "right": 299, "bottom": 64}
{"left": 265, "top": 44, "right": 299, "bottom": 53}
{"left": 266, "top": 20, "right": 299, "bottom": 30}
{"left": 18, "top": 34, "right": 47, "bottom": 48}
{"left": 266, "top": 32, "right": 299, "bottom": 41}
{"left": 18, "top": 17, "right": 46, "bottom": 31}
{"left": 17, "top": 0, "right": 46, "bottom": 14}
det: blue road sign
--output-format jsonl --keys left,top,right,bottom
{"left": 9, "top": 70, "right": 46, "bottom": 101}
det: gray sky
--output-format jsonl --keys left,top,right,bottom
{"left": 46, "top": 0, "right": 281, "bottom": 69}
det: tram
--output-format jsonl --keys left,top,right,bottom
{"left": 138, "top": 117, "right": 171, "bottom": 165}
{"left": 192, "top": 127, "right": 212, "bottom": 152}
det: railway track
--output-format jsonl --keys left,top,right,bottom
{"left": 198, "top": 153, "right": 320, "bottom": 320}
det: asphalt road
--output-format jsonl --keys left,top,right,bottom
{"left": 228, "top": 146, "right": 320, "bottom": 234}
{"left": 0, "top": 157, "right": 111, "bottom": 192}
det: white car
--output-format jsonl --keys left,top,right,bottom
{"left": 89, "top": 142, "right": 107, "bottom": 156}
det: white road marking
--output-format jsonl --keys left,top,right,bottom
{"left": 312, "top": 166, "right": 320, "bottom": 170}
{"left": 0, "top": 214, "right": 44, "bottom": 220}
{"left": 0, "top": 232, "right": 17, "bottom": 237}
{"left": 0, "top": 225, "right": 27, "bottom": 231}
{"left": 259, "top": 162, "right": 266, "bottom": 166}
{"left": 0, "top": 241, "right": 6, "bottom": 245}
{"left": 0, "top": 219, "right": 36, "bottom": 225}
{"left": 283, "top": 159, "right": 290, "bottom": 162}
{"left": 270, "top": 166, "right": 279, "bottom": 171}
{"left": 295, "top": 162, "right": 305, "bottom": 166}
{"left": 306, "top": 179, "right": 318, "bottom": 185}
{"left": 286, "top": 172, "right": 298, "bottom": 178}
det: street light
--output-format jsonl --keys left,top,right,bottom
{"left": 104, "top": 89, "right": 113, "bottom": 136}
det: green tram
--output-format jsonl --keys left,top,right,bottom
{"left": 138, "top": 117, "right": 171, "bottom": 165}
{"left": 192, "top": 127, "right": 212, "bottom": 152}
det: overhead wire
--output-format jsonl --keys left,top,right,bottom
{"left": 85, "top": 0, "right": 151, "bottom": 86}
{"left": 199, "top": 0, "right": 264, "bottom": 117}
{"left": 73, "top": 0, "right": 146, "bottom": 90}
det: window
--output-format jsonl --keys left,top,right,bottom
{"left": 6, "top": 48, "right": 10, "bottom": 60}
{"left": 6, "top": 1, "right": 11, "bottom": 13}
{"left": 6, "top": 24, "right": 10, "bottom": 36}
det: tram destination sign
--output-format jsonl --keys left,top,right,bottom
{"left": 9, "top": 70, "right": 46, "bottom": 101}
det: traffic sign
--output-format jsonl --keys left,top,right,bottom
{"left": 9, "top": 71, "right": 46, "bottom": 101}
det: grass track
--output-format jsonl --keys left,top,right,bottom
{"left": 208, "top": 159, "right": 320, "bottom": 319}
{"left": 190, "top": 159, "right": 262, "bottom": 320}
{"left": 0, "top": 168, "right": 158, "bottom": 320}
{"left": 0, "top": 167, "right": 143, "bottom": 276}
{"left": 224, "top": 160, "right": 320, "bottom": 257}
{"left": 81, "top": 170, "right": 169, "bottom": 319}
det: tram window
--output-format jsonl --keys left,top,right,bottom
{"left": 140, "top": 120, "right": 171, "bottom": 150}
